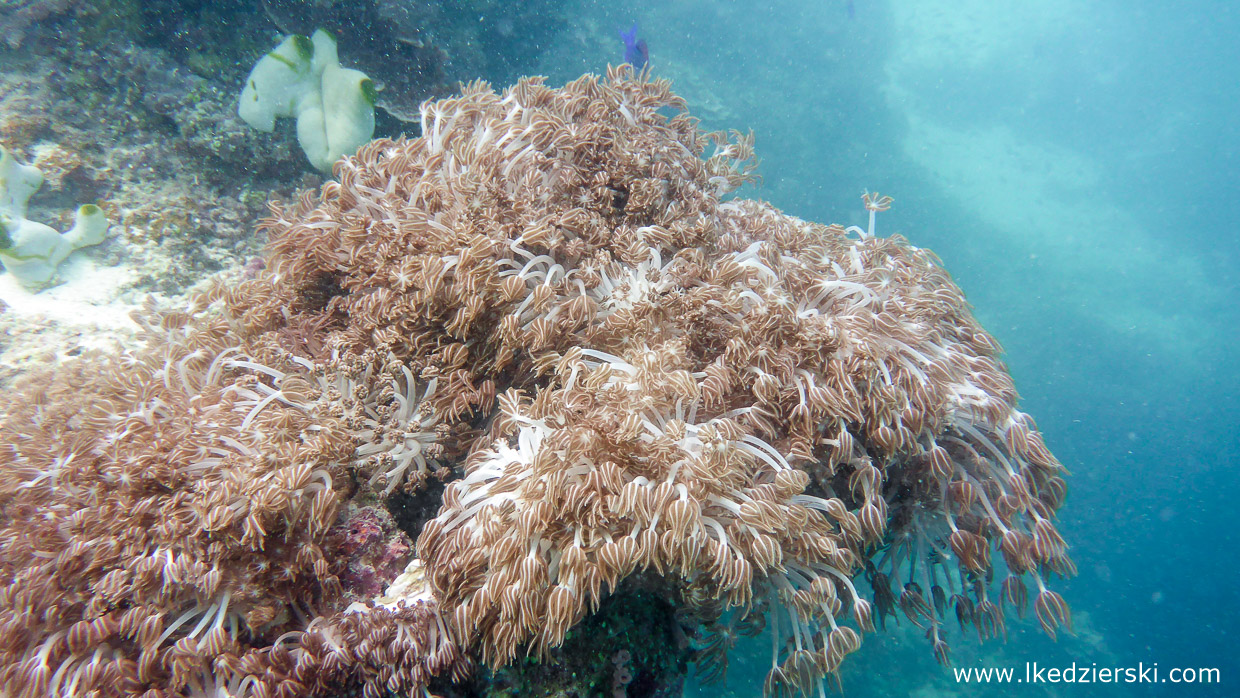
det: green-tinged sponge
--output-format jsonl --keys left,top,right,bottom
{"left": 238, "top": 29, "right": 376, "bottom": 173}
{"left": 0, "top": 147, "right": 109, "bottom": 287}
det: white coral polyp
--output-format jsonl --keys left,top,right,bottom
{"left": 590, "top": 247, "right": 677, "bottom": 317}
{"left": 356, "top": 370, "right": 441, "bottom": 496}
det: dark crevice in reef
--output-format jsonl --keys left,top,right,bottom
{"left": 440, "top": 586, "right": 690, "bottom": 698}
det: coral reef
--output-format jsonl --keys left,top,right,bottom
{"left": 0, "top": 0, "right": 569, "bottom": 301}
{"left": 0, "top": 0, "right": 76, "bottom": 48}
{"left": 333, "top": 505, "right": 414, "bottom": 602}
{"left": 0, "top": 37, "right": 298, "bottom": 298}
{"left": 0, "top": 68, "right": 1072, "bottom": 697}
{"left": 0, "top": 293, "right": 469, "bottom": 695}
{"left": 459, "top": 590, "right": 687, "bottom": 698}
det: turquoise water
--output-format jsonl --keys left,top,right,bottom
{"left": 545, "top": 0, "right": 1238, "bottom": 695}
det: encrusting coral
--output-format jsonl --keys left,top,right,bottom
{"left": 0, "top": 67, "right": 1072, "bottom": 697}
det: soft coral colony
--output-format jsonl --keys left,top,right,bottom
{"left": 0, "top": 67, "right": 1074, "bottom": 697}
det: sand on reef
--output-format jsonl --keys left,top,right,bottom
{"left": 0, "top": 256, "right": 157, "bottom": 387}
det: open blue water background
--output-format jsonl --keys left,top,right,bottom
{"left": 544, "top": 0, "right": 1239, "bottom": 695}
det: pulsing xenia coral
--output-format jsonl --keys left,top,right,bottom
{"left": 0, "top": 67, "right": 1071, "bottom": 697}
{"left": 0, "top": 304, "right": 467, "bottom": 696}
{"left": 241, "top": 66, "right": 1074, "bottom": 695}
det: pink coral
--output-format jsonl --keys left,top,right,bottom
{"left": 334, "top": 506, "right": 413, "bottom": 600}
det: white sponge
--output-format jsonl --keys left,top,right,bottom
{"left": 239, "top": 30, "right": 377, "bottom": 173}
{"left": 0, "top": 147, "right": 109, "bottom": 287}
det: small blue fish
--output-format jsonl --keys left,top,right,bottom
{"left": 619, "top": 22, "right": 648, "bottom": 70}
